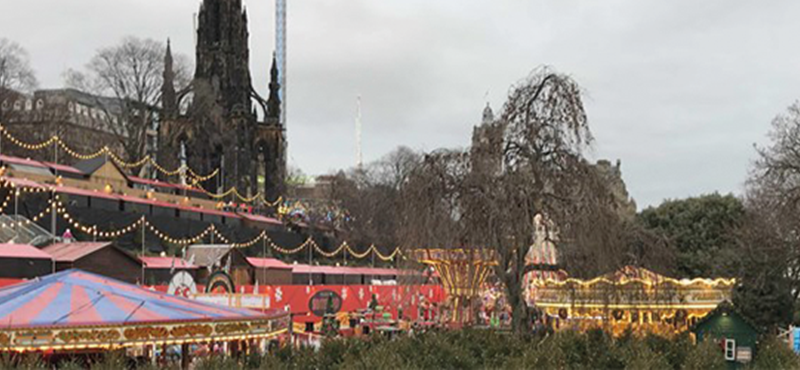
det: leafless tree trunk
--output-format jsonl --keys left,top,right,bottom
{"left": 751, "top": 102, "right": 800, "bottom": 281}
{"left": 400, "top": 68, "right": 626, "bottom": 334}
{"left": 326, "top": 146, "right": 422, "bottom": 250}
{"left": 0, "top": 38, "right": 37, "bottom": 121}
{"left": 64, "top": 36, "right": 191, "bottom": 163}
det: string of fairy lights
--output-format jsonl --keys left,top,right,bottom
{"left": 0, "top": 125, "right": 217, "bottom": 180}
{"left": 0, "top": 180, "right": 400, "bottom": 261}
{"left": 0, "top": 125, "right": 287, "bottom": 206}
{"left": 192, "top": 183, "right": 284, "bottom": 207}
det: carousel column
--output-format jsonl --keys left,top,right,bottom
{"left": 150, "top": 344, "right": 157, "bottom": 366}
{"left": 160, "top": 343, "right": 167, "bottom": 365}
{"left": 181, "top": 343, "right": 190, "bottom": 370}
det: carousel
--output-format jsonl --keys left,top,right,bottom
{"left": 412, "top": 248, "right": 497, "bottom": 324}
{"left": 531, "top": 266, "right": 735, "bottom": 336}
{"left": 0, "top": 269, "right": 289, "bottom": 363}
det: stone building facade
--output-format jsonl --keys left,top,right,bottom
{"left": 158, "top": 0, "right": 286, "bottom": 202}
{"left": 0, "top": 88, "right": 127, "bottom": 165}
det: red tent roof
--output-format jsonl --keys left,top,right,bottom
{"left": 0, "top": 155, "right": 83, "bottom": 175}
{"left": 0, "top": 243, "right": 52, "bottom": 259}
{"left": 291, "top": 264, "right": 342, "bottom": 274}
{"left": 247, "top": 257, "right": 292, "bottom": 270}
{"left": 140, "top": 256, "right": 198, "bottom": 269}
{"left": 128, "top": 176, "right": 186, "bottom": 190}
{"left": 41, "top": 242, "right": 115, "bottom": 262}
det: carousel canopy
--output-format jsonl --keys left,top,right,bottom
{"left": 0, "top": 269, "right": 264, "bottom": 329}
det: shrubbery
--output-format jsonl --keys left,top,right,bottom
{"left": 1, "top": 329, "right": 798, "bottom": 369}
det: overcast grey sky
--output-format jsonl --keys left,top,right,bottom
{"left": 2, "top": 0, "right": 799, "bottom": 208}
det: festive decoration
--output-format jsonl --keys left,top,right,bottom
{"left": 411, "top": 248, "right": 497, "bottom": 323}
{"left": 0, "top": 269, "right": 289, "bottom": 351}
{"left": 1, "top": 179, "right": 403, "bottom": 259}
{"left": 0, "top": 124, "right": 217, "bottom": 181}
{"left": 531, "top": 266, "right": 735, "bottom": 336}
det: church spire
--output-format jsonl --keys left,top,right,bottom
{"left": 161, "top": 38, "right": 177, "bottom": 119}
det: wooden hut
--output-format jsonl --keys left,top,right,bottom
{"left": 186, "top": 244, "right": 252, "bottom": 287}
{"left": 41, "top": 242, "right": 142, "bottom": 284}
{"left": 0, "top": 243, "right": 52, "bottom": 279}
{"left": 247, "top": 257, "right": 292, "bottom": 285}
{"left": 691, "top": 301, "right": 759, "bottom": 369}
{"left": 140, "top": 256, "right": 199, "bottom": 286}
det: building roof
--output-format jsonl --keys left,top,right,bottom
{"left": 290, "top": 264, "right": 402, "bottom": 276}
{"left": 185, "top": 244, "right": 233, "bottom": 267}
{"left": 56, "top": 185, "right": 120, "bottom": 201}
{"left": 72, "top": 156, "right": 127, "bottom": 178}
{"left": 128, "top": 176, "right": 199, "bottom": 192}
{"left": 239, "top": 212, "right": 283, "bottom": 226}
{"left": 690, "top": 300, "right": 761, "bottom": 333}
{"left": 0, "top": 243, "right": 52, "bottom": 260}
{"left": 140, "top": 256, "right": 198, "bottom": 270}
{"left": 0, "top": 155, "right": 83, "bottom": 176}
{"left": 246, "top": 257, "right": 291, "bottom": 270}
{"left": 41, "top": 242, "right": 114, "bottom": 262}
{"left": 291, "top": 264, "right": 341, "bottom": 274}
{"left": 0, "top": 269, "right": 266, "bottom": 329}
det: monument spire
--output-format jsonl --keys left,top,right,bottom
{"left": 161, "top": 38, "right": 177, "bottom": 119}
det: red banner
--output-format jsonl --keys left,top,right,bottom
{"left": 151, "top": 284, "right": 446, "bottom": 323}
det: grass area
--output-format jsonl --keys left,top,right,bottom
{"left": 0, "top": 329, "right": 797, "bottom": 369}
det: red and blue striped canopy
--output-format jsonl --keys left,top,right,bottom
{"left": 0, "top": 269, "right": 264, "bottom": 329}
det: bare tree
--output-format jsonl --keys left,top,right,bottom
{"left": 734, "top": 101, "right": 800, "bottom": 329}
{"left": 328, "top": 146, "right": 422, "bottom": 250}
{"left": 400, "top": 67, "right": 626, "bottom": 334}
{"left": 64, "top": 36, "right": 191, "bottom": 162}
{"left": 0, "top": 38, "right": 37, "bottom": 120}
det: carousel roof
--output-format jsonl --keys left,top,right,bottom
{"left": 0, "top": 269, "right": 265, "bottom": 329}
{"left": 534, "top": 265, "right": 735, "bottom": 287}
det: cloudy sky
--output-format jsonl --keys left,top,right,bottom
{"left": 2, "top": 0, "right": 799, "bottom": 208}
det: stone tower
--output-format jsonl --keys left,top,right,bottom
{"left": 158, "top": 0, "right": 285, "bottom": 205}
{"left": 470, "top": 102, "right": 504, "bottom": 175}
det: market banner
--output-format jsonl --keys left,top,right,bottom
{"left": 192, "top": 284, "right": 446, "bottom": 323}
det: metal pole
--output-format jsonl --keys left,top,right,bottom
{"left": 308, "top": 240, "right": 312, "bottom": 285}
{"left": 13, "top": 189, "right": 18, "bottom": 236}
{"left": 51, "top": 191, "right": 56, "bottom": 274}
{"left": 53, "top": 136, "right": 58, "bottom": 177}
{"left": 141, "top": 218, "right": 145, "bottom": 285}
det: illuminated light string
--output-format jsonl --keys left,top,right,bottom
{"left": 193, "top": 183, "right": 282, "bottom": 207}
{"left": 0, "top": 191, "right": 13, "bottom": 213}
{"left": 0, "top": 124, "right": 217, "bottom": 181}
{"left": 0, "top": 199, "right": 55, "bottom": 229}
{"left": 0, "top": 124, "right": 281, "bottom": 206}
{"left": 533, "top": 276, "right": 736, "bottom": 288}
{"left": 186, "top": 167, "right": 220, "bottom": 183}
{"left": 311, "top": 239, "right": 347, "bottom": 258}
{"left": 10, "top": 187, "right": 402, "bottom": 259}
